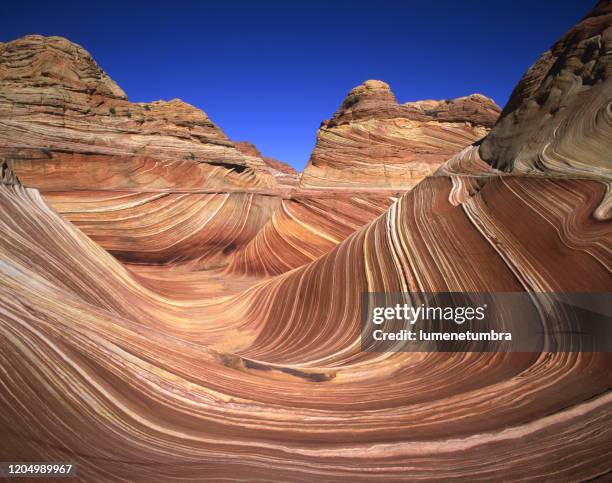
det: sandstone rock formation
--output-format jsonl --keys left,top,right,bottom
{"left": 480, "top": 0, "right": 612, "bottom": 183}
{"left": 0, "top": 35, "right": 497, "bottom": 267}
{"left": 234, "top": 140, "right": 299, "bottom": 193}
{"left": 224, "top": 194, "right": 395, "bottom": 276}
{"left": 300, "top": 79, "right": 500, "bottom": 190}
{"left": 0, "top": 36, "right": 293, "bottom": 265}
{"left": 0, "top": 2, "right": 610, "bottom": 480}
{"left": 0, "top": 35, "right": 286, "bottom": 193}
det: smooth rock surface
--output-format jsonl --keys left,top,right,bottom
{"left": 0, "top": 3, "right": 610, "bottom": 480}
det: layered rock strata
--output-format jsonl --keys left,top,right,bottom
{"left": 480, "top": 0, "right": 612, "bottom": 182}
{"left": 0, "top": 35, "right": 497, "bottom": 267}
{"left": 0, "top": 3, "right": 610, "bottom": 480}
{"left": 0, "top": 35, "right": 285, "bottom": 193}
{"left": 300, "top": 80, "right": 500, "bottom": 190}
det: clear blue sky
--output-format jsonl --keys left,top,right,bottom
{"left": 2, "top": 1, "right": 589, "bottom": 170}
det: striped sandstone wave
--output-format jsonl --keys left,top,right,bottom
{"left": 0, "top": 1, "right": 611, "bottom": 481}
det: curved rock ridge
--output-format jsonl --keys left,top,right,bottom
{"left": 0, "top": 35, "right": 286, "bottom": 193}
{"left": 480, "top": 0, "right": 612, "bottom": 182}
{"left": 0, "top": 2, "right": 611, "bottom": 480}
{"left": 224, "top": 194, "right": 396, "bottom": 276}
{"left": 42, "top": 190, "right": 282, "bottom": 266}
{"left": 41, "top": 190, "right": 397, "bottom": 270}
{"left": 0, "top": 159, "right": 610, "bottom": 479}
{"left": 300, "top": 80, "right": 501, "bottom": 190}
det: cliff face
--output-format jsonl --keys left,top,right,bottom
{"left": 300, "top": 79, "right": 501, "bottom": 190}
{"left": 0, "top": 35, "right": 285, "bottom": 193}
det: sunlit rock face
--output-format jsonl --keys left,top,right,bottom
{"left": 0, "top": 2, "right": 611, "bottom": 480}
{"left": 0, "top": 35, "right": 285, "bottom": 193}
{"left": 480, "top": 0, "right": 612, "bottom": 184}
{"left": 233, "top": 140, "right": 300, "bottom": 194}
{"left": 0, "top": 35, "right": 497, "bottom": 267}
{"left": 300, "top": 79, "right": 500, "bottom": 190}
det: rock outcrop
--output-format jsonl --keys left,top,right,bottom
{"left": 480, "top": 0, "right": 612, "bottom": 182}
{"left": 0, "top": 35, "right": 286, "bottom": 193}
{"left": 0, "top": 36, "right": 297, "bottom": 266}
{"left": 0, "top": 35, "right": 501, "bottom": 266}
{"left": 300, "top": 79, "right": 500, "bottom": 190}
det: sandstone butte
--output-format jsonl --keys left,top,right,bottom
{"left": 300, "top": 79, "right": 499, "bottom": 190}
{"left": 0, "top": 1, "right": 610, "bottom": 480}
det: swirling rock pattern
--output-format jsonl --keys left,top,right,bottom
{"left": 225, "top": 194, "right": 396, "bottom": 276}
{"left": 41, "top": 190, "right": 396, "bottom": 271}
{"left": 41, "top": 190, "right": 283, "bottom": 266}
{"left": 0, "top": 161, "right": 610, "bottom": 481}
{"left": 0, "top": 37, "right": 493, "bottom": 267}
{"left": 480, "top": 0, "right": 612, "bottom": 183}
{"left": 0, "top": 2, "right": 611, "bottom": 481}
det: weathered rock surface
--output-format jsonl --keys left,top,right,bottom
{"left": 300, "top": 79, "right": 500, "bottom": 190}
{"left": 0, "top": 4, "right": 610, "bottom": 480}
{"left": 480, "top": 0, "right": 612, "bottom": 182}
{"left": 0, "top": 35, "right": 500, "bottom": 266}
{"left": 0, "top": 35, "right": 286, "bottom": 193}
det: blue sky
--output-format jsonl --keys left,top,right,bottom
{"left": 2, "top": 1, "right": 589, "bottom": 170}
